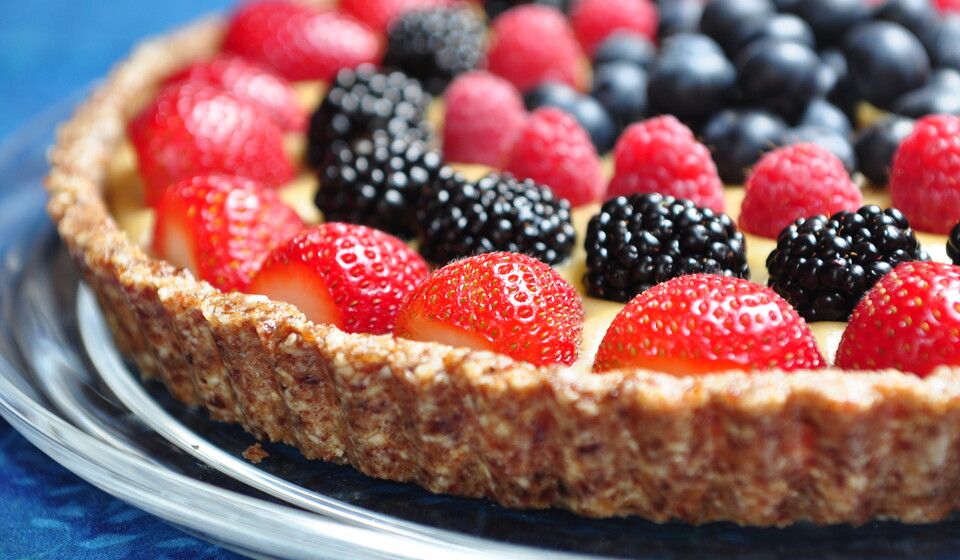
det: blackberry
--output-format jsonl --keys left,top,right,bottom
{"left": 949, "top": 222, "right": 960, "bottom": 265}
{"left": 307, "top": 65, "right": 431, "bottom": 169}
{"left": 416, "top": 172, "right": 576, "bottom": 266}
{"left": 317, "top": 132, "right": 446, "bottom": 239}
{"left": 384, "top": 7, "right": 485, "bottom": 95}
{"left": 766, "top": 206, "right": 929, "bottom": 322}
{"left": 583, "top": 193, "right": 749, "bottom": 303}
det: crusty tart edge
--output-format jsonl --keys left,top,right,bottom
{"left": 44, "top": 17, "right": 960, "bottom": 527}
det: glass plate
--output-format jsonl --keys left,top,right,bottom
{"left": 3, "top": 99, "right": 960, "bottom": 560}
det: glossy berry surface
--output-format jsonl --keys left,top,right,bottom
{"left": 395, "top": 252, "right": 584, "bottom": 367}
{"left": 874, "top": 0, "right": 942, "bottom": 46}
{"left": 949, "top": 222, "right": 960, "bottom": 264}
{"left": 416, "top": 172, "right": 576, "bottom": 266}
{"left": 891, "top": 114, "right": 960, "bottom": 233}
{"left": 766, "top": 206, "right": 928, "bottom": 323}
{"left": 777, "top": 125, "right": 857, "bottom": 173}
{"left": 736, "top": 39, "right": 822, "bottom": 121}
{"left": 730, "top": 13, "right": 816, "bottom": 56}
{"left": 854, "top": 116, "right": 915, "bottom": 186}
{"left": 844, "top": 22, "right": 931, "bottom": 109}
{"left": 836, "top": 261, "right": 960, "bottom": 376}
{"left": 442, "top": 71, "right": 527, "bottom": 167}
{"left": 590, "top": 62, "right": 648, "bottom": 130}
{"left": 797, "top": 99, "right": 852, "bottom": 137}
{"left": 570, "top": 0, "right": 659, "bottom": 56}
{"left": 699, "top": 0, "right": 775, "bottom": 55}
{"left": 583, "top": 194, "right": 749, "bottom": 303}
{"left": 593, "top": 32, "right": 656, "bottom": 70}
{"left": 594, "top": 274, "right": 825, "bottom": 375}
{"left": 700, "top": 108, "right": 787, "bottom": 184}
{"left": 525, "top": 83, "right": 618, "bottom": 153}
{"left": 787, "top": 0, "right": 871, "bottom": 46}
{"left": 657, "top": 0, "right": 704, "bottom": 38}
{"left": 929, "top": 15, "right": 960, "bottom": 70}
{"left": 892, "top": 81, "right": 960, "bottom": 117}
{"left": 648, "top": 34, "right": 736, "bottom": 125}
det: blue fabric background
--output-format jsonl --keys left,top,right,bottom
{"left": 0, "top": 1, "right": 241, "bottom": 558}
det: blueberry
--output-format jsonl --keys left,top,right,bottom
{"left": 699, "top": 0, "right": 775, "bottom": 55}
{"left": 874, "top": 0, "right": 942, "bottom": 49}
{"left": 567, "top": 96, "right": 618, "bottom": 153}
{"left": 591, "top": 62, "right": 648, "bottom": 129}
{"left": 592, "top": 33, "right": 656, "bottom": 71}
{"left": 787, "top": 0, "right": 871, "bottom": 47}
{"left": 737, "top": 39, "right": 822, "bottom": 121}
{"left": 524, "top": 81, "right": 578, "bottom": 111}
{"left": 930, "top": 67, "right": 960, "bottom": 90}
{"left": 778, "top": 126, "right": 858, "bottom": 172}
{"left": 798, "top": 99, "right": 853, "bottom": 137}
{"left": 701, "top": 109, "right": 787, "bottom": 184}
{"left": 854, "top": 116, "right": 915, "bottom": 185}
{"left": 892, "top": 83, "right": 960, "bottom": 117}
{"left": 657, "top": 0, "right": 704, "bottom": 38}
{"left": 732, "top": 14, "right": 816, "bottom": 56}
{"left": 817, "top": 49, "right": 861, "bottom": 120}
{"left": 928, "top": 16, "right": 960, "bottom": 71}
{"left": 660, "top": 32, "right": 726, "bottom": 56}
{"left": 649, "top": 36, "right": 737, "bottom": 125}
{"left": 845, "top": 22, "right": 931, "bottom": 109}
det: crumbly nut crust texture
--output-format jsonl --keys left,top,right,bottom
{"left": 45, "top": 17, "right": 960, "bottom": 527}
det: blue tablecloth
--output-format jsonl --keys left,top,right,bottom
{"left": 0, "top": 2, "right": 240, "bottom": 557}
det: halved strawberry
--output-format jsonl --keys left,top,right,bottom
{"left": 152, "top": 174, "right": 303, "bottom": 292}
{"left": 248, "top": 223, "right": 429, "bottom": 334}
{"left": 594, "top": 274, "right": 825, "bottom": 374}
{"left": 222, "top": 0, "right": 382, "bottom": 82}
{"left": 129, "top": 81, "right": 294, "bottom": 206}
{"left": 164, "top": 54, "right": 307, "bottom": 131}
{"left": 836, "top": 261, "right": 960, "bottom": 376}
{"left": 394, "top": 252, "right": 584, "bottom": 366}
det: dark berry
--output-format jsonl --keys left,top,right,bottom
{"left": 307, "top": 66, "right": 430, "bottom": 168}
{"left": 700, "top": 108, "right": 787, "bottom": 184}
{"left": 523, "top": 81, "right": 617, "bottom": 152}
{"left": 317, "top": 132, "right": 446, "bottom": 239}
{"left": 383, "top": 7, "right": 486, "bottom": 95}
{"left": 892, "top": 82, "right": 960, "bottom": 117}
{"left": 798, "top": 99, "right": 853, "bottom": 137}
{"left": 699, "top": 0, "right": 775, "bottom": 56}
{"left": 484, "top": 0, "right": 573, "bottom": 19}
{"left": 787, "top": 0, "right": 871, "bottom": 47}
{"left": 657, "top": 0, "right": 704, "bottom": 38}
{"left": 844, "top": 22, "right": 931, "bottom": 110}
{"left": 416, "top": 172, "right": 576, "bottom": 266}
{"left": 649, "top": 35, "right": 737, "bottom": 126}
{"left": 854, "top": 116, "right": 916, "bottom": 186}
{"left": 929, "top": 16, "right": 960, "bottom": 71}
{"left": 930, "top": 67, "right": 960, "bottom": 90}
{"left": 766, "top": 206, "right": 929, "bottom": 322}
{"left": 874, "top": 0, "right": 942, "bottom": 49}
{"left": 591, "top": 62, "right": 648, "bottom": 129}
{"left": 736, "top": 39, "right": 822, "bottom": 120}
{"left": 948, "top": 222, "right": 960, "bottom": 264}
{"left": 778, "top": 125, "right": 857, "bottom": 173}
{"left": 583, "top": 193, "right": 749, "bottom": 302}
{"left": 731, "top": 13, "right": 816, "bottom": 56}
{"left": 592, "top": 32, "right": 656, "bottom": 70}
{"left": 523, "top": 81, "right": 579, "bottom": 111}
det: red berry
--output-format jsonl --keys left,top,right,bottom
{"left": 836, "top": 261, "right": 960, "bottom": 377}
{"left": 222, "top": 0, "right": 381, "bottom": 82}
{"left": 505, "top": 107, "right": 605, "bottom": 207}
{"left": 890, "top": 114, "right": 960, "bottom": 234}
{"left": 486, "top": 5, "right": 586, "bottom": 93}
{"left": 607, "top": 116, "right": 725, "bottom": 213}
{"left": 395, "top": 252, "right": 584, "bottom": 366}
{"left": 248, "top": 223, "right": 429, "bottom": 334}
{"left": 128, "top": 81, "right": 295, "bottom": 206}
{"left": 152, "top": 174, "right": 304, "bottom": 292}
{"left": 571, "top": 0, "right": 659, "bottom": 56}
{"left": 934, "top": 0, "right": 960, "bottom": 13}
{"left": 740, "top": 143, "right": 862, "bottom": 239}
{"left": 443, "top": 71, "right": 527, "bottom": 167}
{"left": 164, "top": 54, "right": 307, "bottom": 132}
{"left": 340, "top": 0, "right": 454, "bottom": 33}
{"left": 594, "top": 274, "right": 825, "bottom": 374}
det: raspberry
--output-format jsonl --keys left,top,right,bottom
{"left": 504, "top": 108, "right": 605, "bottom": 207}
{"left": 890, "top": 114, "right": 960, "bottom": 234}
{"left": 934, "top": 0, "right": 960, "bottom": 13}
{"left": 740, "top": 143, "right": 862, "bottom": 239}
{"left": 607, "top": 116, "right": 725, "bottom": 213}
{"left": 571, "top": 0, "right": 659, "bottom": 56}
{"left": 442, "top": 71, "right": 527, "bottom": 167}
{"left": 340, "top": 0, "right": 454, "bottom": 33}
{"left": 486, "top": 5, "right": 586, "bottom": 93}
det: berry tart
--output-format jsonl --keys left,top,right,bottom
{"left": 46, "top": 0, "right": 960, "bottom": 527}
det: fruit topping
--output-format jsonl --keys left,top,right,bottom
{"left": 248, "top": 222, "right": 428, "bottom": 334}
{"left": 844, "top": 22, "right": 931, "bottom": 110}
{"left": 890, "top": 114, "right": 960, "bottom": 234}
{"left": 583, "top": 193, "right": 749, "bottom": 303}
{"left": 730, "top": 13, "right": 815, "bottom": 55}
{"left": 657, "top": 0, "right": 704, "bottom": 38}
{"left": 949, "top": 221, "right": 960, "bottom": 264}
{"left": 306, "top": 65, "right": 431, "bottom": 169}
{"left": 394, "top": 252, "right": 584, "bottom": 366}
{"left": 836, "top": 261, "right": 960, "bottom": 377}
{"left": 787, "top": 0, "right": 871, "bottom": 47}
{"left": 699, "top": 0, "right": 775, "bottom": 56}
{"left": 523, "top": 81, "right": 617, "bottom": 153}
{"left": 129, "top": 81, "right": 294, "bottom": 207}
{"left": 735, "top": 39, "right": 822, "bottom": 121}
{"left": 222, "top": 0, "right": 381, "bottom": 82}
{"left": 317, "top": 132, "right": 447, "bottom": 239}
{"left": 854, "top": 116, "right": 915, "bottom": 186}
{"left": 152, "top": 174, "right": 303, "bottom": 292}
{"left": 700, "top": 108, "right": 787, "bottom": 184}
{"left": 504, "top": 108, "right": 605, "bottom": 207}
{"left": 797, "top": 98, "right": 852, "bottom": 138}
{"left": 766, "top": 205, "right": 928, "bottom": 323}
{"left": 592, "top": 32, "right": 655, "bottom": 71}
{"left": 648, "top": 33, "right": 736, "bottom": 126}
{"left": 416, "top": 171, "right": 576, "bottom": 266}
{"left": 569, "top": 0, "right": 659, "bottom": 56}
{"left": 776, "top": 125, "right": 857, "bottom": 173}
{"left": 593, "top": 274, "right": 825, "bottom": 374}
{"left": 383, "top": 6, "right": 486, "bottom": 95}
{"left": 340, "top": 0, "right": 454, "bottom": 34}
{"left": 590, "top": 62, "right": 648, "bottom": 131}
{"left": 442, "top": 71, "right": 527, "bottom": 167}
{"left": 607, "top": 116, "right": 725, "bottom": 213}
{"left": 739, "top": 143, "right": 862, "bottom": 239}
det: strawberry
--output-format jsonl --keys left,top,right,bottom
{"left": 248, "top": 223, "right": 429, "bottom": 334}
{"left": 164, "top": 54, "right": 307, "bottom": 131}
{"left": 152, "top": 174, "right": 303, "bottom": 292}
{"left": 222, "top": 0, "right": 382, "bottom": 82}
{"left": 594, "top": 274, "right": 825, "bottom": 374}
{"left": 836, "top": 261, "right": 960, "bottom": 377}
{"left": 394, "top": 252, "right": 584, "bottom": 366}
{"left": 340, "top": 0, "right": 454, "bottom": 34}
{"left": 128, "top": 81, "right": 294, "bottom": 206}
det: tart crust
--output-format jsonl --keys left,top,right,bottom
{"left": 45, "top": 16, "right": 960, "bottom": 527}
